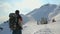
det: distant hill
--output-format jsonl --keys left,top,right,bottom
{"left": 27, "top": 4, "right": 60, "bottom": 21}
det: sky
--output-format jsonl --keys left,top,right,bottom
{"left": 0, "top": 0, "right": 60, "bottom": 23}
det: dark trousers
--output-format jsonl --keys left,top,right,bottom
{"left": 12, "top": 29, "right": 22, "bottom": 34}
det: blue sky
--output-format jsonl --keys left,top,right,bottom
{"left": 0, "top": 0, "right": 60, "bottom": 23}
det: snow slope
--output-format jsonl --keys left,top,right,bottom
{"left": 0, "top": 22, "right": 12, "bottom": 34}
{"left": 49, "top": 5, "right": 60, "bottom": 20}
{"left": 23, "top": 14, "right": 60, "bottom": 34}
{"left": 0, "top": 14, "right": 60, "bottom": 34}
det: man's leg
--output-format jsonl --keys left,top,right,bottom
{"left": 18, "top": 29, "right": 22, "bottom": 34}
{"left": 12, "top": 30, "right": 17, "bottom": 34}
{"left": 12, "top": 29, "right": 22, "bottom": 34}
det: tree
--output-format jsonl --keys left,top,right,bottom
{"left": 40, "top": 17, "right": 48, "bottom": 24}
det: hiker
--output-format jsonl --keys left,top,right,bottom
{"left": 9, "top": 10, "right": 23, "bottom": 34}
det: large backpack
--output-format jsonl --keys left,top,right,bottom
{"left": 9, "top": 13, "right": 18, "bottom": 30}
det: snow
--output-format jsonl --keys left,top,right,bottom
{"left": 0, "top": 4, "right": 60, "bottom": 34}
{"left": 0, "top": 14, "right": 60, "bottom": 34}
{"left": 0, "top": 22, "right": 12, "bottom": 34}
{"left": 49, "top": 5, "right": 60, "bottom": 20}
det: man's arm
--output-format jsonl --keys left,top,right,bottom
{"left": 18, "top": 16, "right": 23, "bottom": 27}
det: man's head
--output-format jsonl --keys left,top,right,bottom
{"left": 15, "top": 10, "right": 20, "bottom": 14}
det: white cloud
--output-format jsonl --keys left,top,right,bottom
{"left": 0, "top": 2, "right": 16, "bottom": 16}
{"left": 14, "top": 0, "right": 41, "bottom": 10}
{"left": 0, "top": 3, "right": 10, "bottom": 12}
{"left": 13, "top": 0, "right": 41, "bottom": 14}
{"left": 0, "top": 0, "right": 42, "bottom": 15}
{"left": 2, "top": 3, "right": 11, "bottom": 11}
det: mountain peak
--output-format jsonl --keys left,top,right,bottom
{"left": 27, "top": 4, "right": 59, "bottom": 21}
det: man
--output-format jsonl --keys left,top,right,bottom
{"left": 12, "top": 10, "right": 23, "bottom": 34}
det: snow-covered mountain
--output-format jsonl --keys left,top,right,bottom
{"left": 49, "top": 5, "right": 60, "bottom": 20}
{"left": 27, "top": 4, "right": 60, "bottom": 21}
{"left": 0, "top": 4, "right": 60, "bottom": 34}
